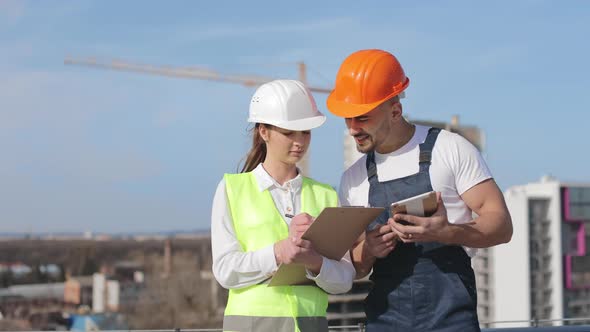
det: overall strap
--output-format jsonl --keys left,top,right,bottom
{"left": 366, "top": 151, "right": 378, "bottom": 183}
{"left": 418, "top": 127, "right": 441, "bottom": 172}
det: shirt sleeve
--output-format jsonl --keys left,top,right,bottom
{"left": 211, "top": 179, "right": 278, "bottom": 289}
{"left": 338, "top": 171, "right": 352, "bottom": 207}
{"left": 305, "top": 251, "right": 355, "bottom": 294}
{"left": 451, "top": 133, "right": 493, "bottom": 195}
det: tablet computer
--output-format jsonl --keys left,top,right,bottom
{"left": 390, "top": 191, "right": 437, "bottom": 219}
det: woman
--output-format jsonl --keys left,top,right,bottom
{"left": 211, "top": 80, "right": 355, "bottom": 332}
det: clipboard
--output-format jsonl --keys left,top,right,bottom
{"left": 268, "top": 206, "right": 384, "bottom": 287}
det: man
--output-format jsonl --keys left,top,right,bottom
{"left": 326, "top": 49, "right": 513, "bottom": 332}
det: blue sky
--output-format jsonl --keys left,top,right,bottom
{"left": 1, "top": 1, "right": 589, "bottom": 233}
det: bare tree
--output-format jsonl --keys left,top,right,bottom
{"left": 123, "top": 251, "right": 222, "bottom": 329}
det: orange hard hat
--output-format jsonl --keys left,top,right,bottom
{"left": 327, "top": 49, "right": 410, "bottom": 118}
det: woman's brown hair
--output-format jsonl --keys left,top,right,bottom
{"left": 239, "top": 123, "right": 268, "bottom": 173}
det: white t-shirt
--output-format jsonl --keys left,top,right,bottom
{"left": 338, "top": 125, "right": 492, "bottom": 257}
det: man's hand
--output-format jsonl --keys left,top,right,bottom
{"left": 364, "top": 224, "right": 399, "bottom": 258}
{"left": 389, "top": 192, "right": 454, "bottom": 244}
{"left": 351, "top": 224, "right": 398, "bottom": 279}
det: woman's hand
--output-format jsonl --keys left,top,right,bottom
{"left": 274, "top": 235, "right": 322, "bottom": 273}
{"left": 289, "top": 213, "right": 314, "bottom": 238}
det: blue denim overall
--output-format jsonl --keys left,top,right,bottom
{"left": 365, "top": 128, "right": 480, "bottom": 332}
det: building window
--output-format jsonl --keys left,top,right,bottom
{"left": 564, "top": 187, "right": 590, "bottom": 220}
{"left": 529, "top": 198, "right": 553, "bottom": 321}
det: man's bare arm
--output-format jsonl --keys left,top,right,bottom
{"left": 390, "top": 179, "right": 512, "bottom": 247}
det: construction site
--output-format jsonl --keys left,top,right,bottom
{"left": 0, "top": 55, "right": 489, "bottom": 330}
{"left": 3, "top": 3, "right": 590, "bottom": 330}
{"left": 1, "top": 55, "right": 589, "bottom": 331}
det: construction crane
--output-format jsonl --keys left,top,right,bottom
{"left": 64, "top": 56, "right": 333, "bottom": 175}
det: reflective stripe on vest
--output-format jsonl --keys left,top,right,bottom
{"left": 223, "top": 172, "right": 338, "bottom": 332}
{"left": 223, "top": 315, "right": 328, "bottom": 332}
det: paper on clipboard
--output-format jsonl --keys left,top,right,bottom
{"left": 268, "top": 206, "right": 384, "bottom": 287}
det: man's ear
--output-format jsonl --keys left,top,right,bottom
{"left": 390, "top": 100, "right": 403, "bottom": 120}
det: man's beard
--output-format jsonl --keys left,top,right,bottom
{"left": 355, "top": 139, "right": 375, "bottom": 154}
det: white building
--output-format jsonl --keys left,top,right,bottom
{"left": 490, "top": 176, "right": 590, "bottom": 327}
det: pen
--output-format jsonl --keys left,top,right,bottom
{"left": 285, "top": 214, "right": 294, "bottom": 218}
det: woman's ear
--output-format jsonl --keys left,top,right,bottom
{"left": 258, "top": 124, "right": 269, "bottom": 142}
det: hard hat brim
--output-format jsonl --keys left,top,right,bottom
{"left": 326, "top": 79, "right": 409, "bottom": 118}
{"left": 249, "top": 114, "right": 326, "bottom": 131}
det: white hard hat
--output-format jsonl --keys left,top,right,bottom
{"left": 248, "top": 80, "right": 326, "bottom": 131}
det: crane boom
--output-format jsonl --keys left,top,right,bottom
{"left": 64, "top": 57, "right": 332, "bottom": 94}
{"left": 63, "top": 56, "right": 333, "bottom": 176}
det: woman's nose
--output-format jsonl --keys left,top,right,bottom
{"left": 293, "top": 133, "right": 307, "bottom": 146}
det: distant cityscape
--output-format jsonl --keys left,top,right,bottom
{"left": 0, "top": 229, "right": 211, "bottom": 241}
{"left": 0, "top": 235, "right": 222, "bottom": 331}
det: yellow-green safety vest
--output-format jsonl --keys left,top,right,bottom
{"left": 222, "top": 172, "right": 338, "bottom": 332}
